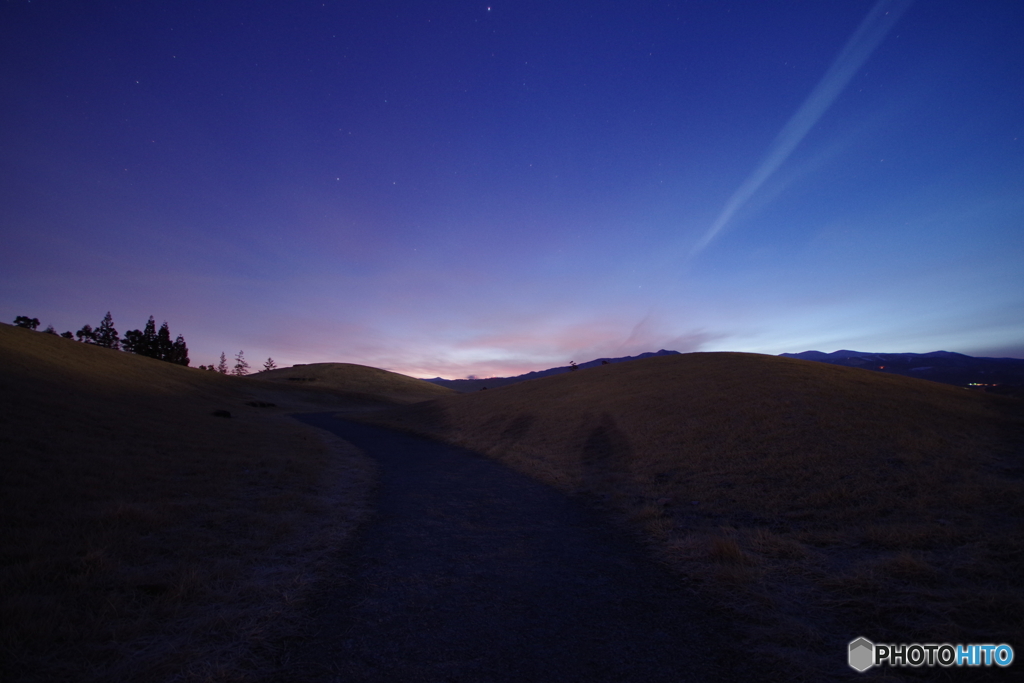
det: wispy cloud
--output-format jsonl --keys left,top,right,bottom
{"left": 691, "top": 0, "right": 913, "bottom": 255}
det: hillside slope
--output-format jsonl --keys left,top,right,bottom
{"left": 0, "top": 324, "right": 376, "bottom": 682}
{"left": 780, "top": 349, "right": 1024, "bottom": 393}
{"left": 257, "top": 361, "right": 454, "bottom": 404}
{"left": 359, "top": 352, "right": 1024, "bottom": 680}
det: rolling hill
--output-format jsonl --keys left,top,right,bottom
{"left": 357, "top": 351, "right": 1024, "bottom": 679}
{"left": 258, "top": 361, "right": 454, "bottom": 404}
{"left": 0, "top": 323, "right": 444, "bottom": 682}
{"left": 780, "top": 349, "right": 1024, "bottom": 393}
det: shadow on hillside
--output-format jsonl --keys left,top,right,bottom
{"left": 499, "top": 414, "right": 536, "bottom": 441}
{"left": 580, "top": 413, "right": 632, "bottom": 496}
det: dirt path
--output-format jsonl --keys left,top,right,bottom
{"left": 283, "top": 413, "right": 741, "bottom": 682}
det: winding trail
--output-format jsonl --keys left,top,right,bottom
{"left": 285, "top": 413, "right": 737, "bottom": 682}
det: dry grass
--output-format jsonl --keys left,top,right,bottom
{"left": 0, "top": 324, "right": 448, "bottom": 682}
{"left": 255, "top": 362, "right": 454, "bottom": 406}
{"left": 355, "top": 352, "right": 1024, "bottom": 680}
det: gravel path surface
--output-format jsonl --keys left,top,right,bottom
{"left": 283, "top": 413, "right": 740, "bottom": 682}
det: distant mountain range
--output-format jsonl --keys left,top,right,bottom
{"left": 779, "top": 350, "right": 1024, "bottom": 394}
{"left": 424, "top": 348, "right": 1024, "bottom": 394}
{"left": 422, "top": 350, "right": 681, "bottom": 392}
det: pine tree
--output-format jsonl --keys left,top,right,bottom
{"left": 76, "top": 324, "right": 97, "bottom": 343}
{"left": 170, "top": 334, "right": 190, "bottom": 366}
{"left": 263, "top": 357, "right": 277, "bottom": 372}
{"left": 142, "top": 316, "right": 158, "bottom": 358}
{"left": 121, "top": 329, "right": 143, "bottom": 353}
{"left": 121, "top": 317, "right": 156, "bottom": 357}
{"left": 233, "top": 350, "right": 250, "bottom": 376}
{"left": 121, "top": 317, "right": 186, "bottom": 365}
{"left": 218, "top": 352, "right": 229, "bottom": 374}
{"left": 156, "top": 322, "right": 173, "bottom": 361}
{"left": 95, "top": 312, "right": 120, "bottom": 349}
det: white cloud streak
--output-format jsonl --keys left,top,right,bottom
{"left": 691, "top": 0, "right": 913, "bottom": 255}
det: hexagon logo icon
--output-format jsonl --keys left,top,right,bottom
{"left": 849, "top": 637, "right": 874, "bottom": 672}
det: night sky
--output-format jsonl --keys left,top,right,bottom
{"left": 2, "top": 1, "right": 1022, "bottom": 378}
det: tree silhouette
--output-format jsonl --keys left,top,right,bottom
{"left": 263, "top": 357, "right": 277, "bottom": 372}
{"left": 170, "top": 334, "right": 190, "bottom": 366}
{"left": 218, "top": 352, "right": 229, "bottom": 374}
{"left": 121, "top": 316, "right": 188, "bottom": 366}
{"left": 123, "top": 317, "right": 158, "bottom": 357}
{"left": 141, "top": 316, "right": 158, "bottom": 357}
{"left": 95, "top": 312, "right": 120, "bottom": 350}
{"left": 233, "top": 351, "right": 250, "bottom": 376}
{"left": 569, "top": 361, "right": 578, "bottom": 371}
{"left": 43, "top": 325, "right": 57, "bottom": 335}
{"left": 156, "top": 322, "right": 173, "bottom": 361}
{"left": 121, "top": 329, "right": 142, "bottom": 353}
{"left": 17, "top": 310, "right": 192, "bottom": 365}
{"left": 76, "top": 324, "right": 97, "bottom": 343}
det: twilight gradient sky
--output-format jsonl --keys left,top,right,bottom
{"left": 2, "top": 1, "right": 1022, "bottom": 378}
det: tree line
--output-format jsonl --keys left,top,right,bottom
{"left": 196, "top": 350, "right": 276, "bottom": 376}
{"left": 15, "top": 312, "right": 190, "bottom": 365}
{"left": 13, "top": 313, "right": 277, "bottom": 376}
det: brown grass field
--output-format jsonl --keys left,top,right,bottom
{"left": 356, "top": 352, "right": 1024, "bottom": 680}
{"left": 0, "top": 323, "right": 450, "bottom": 682}
{"left": 5, "top": 321, "right": 1022, "bottom": 681}
{"left": 256, "top": 361, "right": 453, "bottom": 406}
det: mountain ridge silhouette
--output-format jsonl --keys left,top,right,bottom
{"left": 422, "top": 350, "right": 681, "bottom": 392}
{"left": 424, "top": 348, "right": 1024, "bottom": 394}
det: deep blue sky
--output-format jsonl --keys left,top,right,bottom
{"left": 2, "top": 1, "right": 1022, "bottom": 377}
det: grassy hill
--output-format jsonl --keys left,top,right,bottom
{"left": 357, "top": 352, "right": 1024, "bottom": 680}
{"left": 256, "top": 361, "right": 454, "bottom": 405}
{"left": 6, "top": 326, "right": 1021, "bottom": 681}
{"left": 0, "top": 324, "right": 441, "bottom": 682}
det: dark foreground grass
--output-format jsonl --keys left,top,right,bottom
{"left": 0, "top": 325, "right": 397, "bottom": 682}
{"left": 355, "top": 352, "right": 1024, "bottom": 681}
